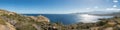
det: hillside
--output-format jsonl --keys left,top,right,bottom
{"left": 0, "top": 9, "right": 52, "bottom": 30}
{"left": 0, "top": 9, "right": 120, "bottom": 30}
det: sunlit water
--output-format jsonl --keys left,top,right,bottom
{"left": 76, "top": 14, "right": 112, "bottom": 23}
{"left": 23, "top": 14, "right": 113, "bottom": 25}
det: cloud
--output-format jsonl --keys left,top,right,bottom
{"left": 113, "top": 0, "right": 118, "bottom": 3}
{"left": 113, "top": 5, "right": 117, "bottom": 8}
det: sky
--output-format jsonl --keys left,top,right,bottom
{"left": 0, "top": 0, "right": 120, "bottom": 14}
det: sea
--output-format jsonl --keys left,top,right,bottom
{"left": 23, "top": 14, "right": 113, "bottom": 25}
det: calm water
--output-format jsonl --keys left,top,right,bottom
{"left": 23, "top": 14, "right": 113, "bottom": 25}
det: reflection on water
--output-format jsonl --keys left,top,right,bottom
{"left": 23, "top": 14, "right": 113, "bottom": 25}
{"left": 76, "top": 14, "right": 113, "bottom": 23}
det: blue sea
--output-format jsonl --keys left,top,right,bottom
{"left": 23, "top": 14, "right": 113, "bottom": 25}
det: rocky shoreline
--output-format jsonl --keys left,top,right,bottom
{"left": 0, "top": 9, "right": 120, "bottom": 30}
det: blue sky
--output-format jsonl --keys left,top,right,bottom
{"left": 0, "top": 0, "right": 120, "bottom": 14}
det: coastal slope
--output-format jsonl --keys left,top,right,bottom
{"left": 0, "top": 9, "right": 51, "bottom": 30}
{"left": 0, "top": 9, "right": 120, "bottom": 30}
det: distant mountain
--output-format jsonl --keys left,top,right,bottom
{"left": 72, "top": 11, "right": 120, "bottom": 16}
{"left": 109, "top": 12, "right": 120, "bottom": 16}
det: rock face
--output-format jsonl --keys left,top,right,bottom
{"left": 0, "top": 17, "right": 16, "bottom": 30}
{"left": 29, "top": 15, "right": 50, "bottom": 22}
{"left": 37, "top": 15, "right": 50, "bottom": 22}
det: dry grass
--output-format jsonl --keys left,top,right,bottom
{"left": 0, "top": 18, "right": 6, "bottom": 25}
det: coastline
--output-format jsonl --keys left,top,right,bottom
{"left": 0, "top": 10, "right": 120, "bottom": 30}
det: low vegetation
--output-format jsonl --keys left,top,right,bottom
{"left": 0, "top": 9, "right": 120, "bottom": 30}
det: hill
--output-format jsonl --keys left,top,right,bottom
{"left": 0, "top": 9, "right": 120, "bottom": 30}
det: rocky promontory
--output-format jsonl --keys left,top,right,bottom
{"left": 0, "top": 9, "right": 51, "bottom": 30}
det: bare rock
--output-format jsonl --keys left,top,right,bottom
{"left": 104, "top": 27, "right": 113, "bottom": 30}
{"left": 37, "top": 15, "right": 50, "bottom": 22}
{"left": 0, "top": 18, "right": 16, "bottom": 30}
{"left": 29, "top": 15, "right": 50, "bottom": 22}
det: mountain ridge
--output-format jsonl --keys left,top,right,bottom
{"left": 72, "top": 11, "right": 120, "bottom": 16}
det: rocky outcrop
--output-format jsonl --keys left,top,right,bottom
{"left": 37, "top": 15, "right": 50, "bottom": 22}
{"left": 0, "top": 17, "right": 16, "bottom": 30}
{"left": 29, "top": 15, "right": 50, "bottom": 22}
{"left": 0, "top": 9, "right": 51, "bottom": 30}
{"left": 5, "top": 22, "right": 16, "bottom": 30}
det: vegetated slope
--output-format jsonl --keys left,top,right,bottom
{"left": 0, "top": 9, "right": 52, "bottom": 30}
{"left": 1, "top": 9, "right": 120, "bottom": 30}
